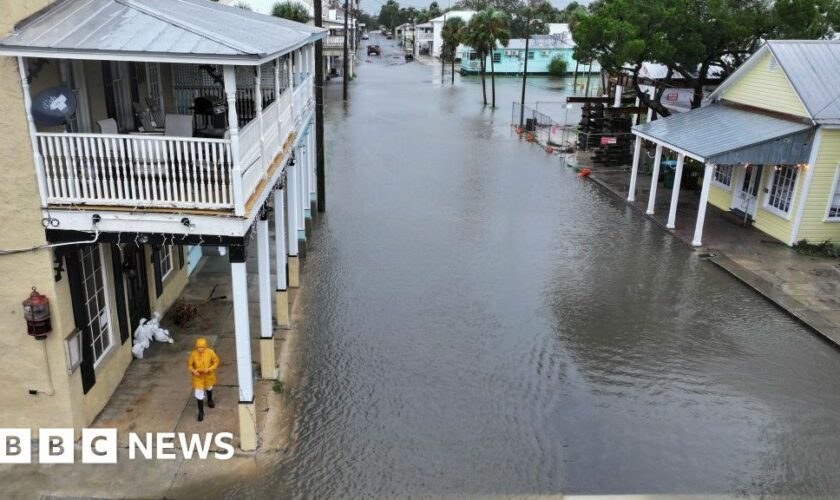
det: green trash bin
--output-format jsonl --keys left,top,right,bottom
{"left": 662, "top": 160, "right": 677, "bottom": 188}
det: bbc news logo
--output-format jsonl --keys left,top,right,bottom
{"left": 0, "top": 429, "right": 235, "bottom": 463}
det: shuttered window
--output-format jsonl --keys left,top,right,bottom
{"left": 79, "top": 245, "right": 113, "bottom": 367}
{"left": 828, "top": 167, "right": 840, "bottom": 219}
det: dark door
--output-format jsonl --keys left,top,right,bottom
{"left": 123, "top": 244, "right": 151, "bottom": 332}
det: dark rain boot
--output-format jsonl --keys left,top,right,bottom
{"left": 197, "top": 399, "right": 204, "bottom": 422}
{"left": 207, "top": 390, "right": 215, "bottom": 409}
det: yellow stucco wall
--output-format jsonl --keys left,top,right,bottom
{"left": 721, "top": 51, "right": 809, "bottom": 118}
{"left": 797, "top": 129, "right": 840, "bottom": 242}
{"left": 0, "top": 0, "right": 79, "bottom": 431}
{"left": 145, "top": 246, "right": 189, "bottom": 316}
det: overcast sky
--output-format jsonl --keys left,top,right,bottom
{"left": 360, "top": 0, "right": 585, "bottom": 13}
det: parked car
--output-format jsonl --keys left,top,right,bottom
{"left": 367, "top": 45, "right": 381, "bottom": 56}
{"left": 404, "top": 53, "right": 414, "bottom": 62}
{"left": 386, "top": 33, "right": 394, "bottom": 39}
{"left": 362, "top": 33, "right": 369, "bottom": 40}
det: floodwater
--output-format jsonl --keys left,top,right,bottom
{"left": 234, "top": 37, "right": 840, "bottom": 497}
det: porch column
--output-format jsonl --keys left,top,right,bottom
{"left": 298, "top": 143, "right": 307, "bottom": 233}
{"left": 666, "top": 153, "right": 685, "bottom": 229}
{"left": 17, "top": 57, "right": 48, "bottom": 206}
{"left": 224, "top": 66, "right": 245, "bottom": 216}
{"left": 627, "top": 135, "right": 642, "bottom": 202}
{"left": 692, "top": 163, "right": 715, "bottom": 247}
{"left": 646, "top": 144, "right": 663, "bottom": 214}
{"left": 255, "top": 65, "right": 265, "bottom": 170}
{"left": 257, "top": 210, "right": 277, "bottom": 380}
{"left": 309, "top": 129, "right": 317, "bottom": 212}
{"left": 304, "top": 132, "right": 313, "bottom": 221}
{"left": 287, "top": 56, "right": 295, "bottom": 122}
{"left": 287, "top": 162, "right": 300, "bottom": 287}
{"left": 274, "top": 186, "right": 290, "bottom": 327}
{"left": 230, "top": 247, "right": 256, "bottom": 451}
{"left": 613, "top": 84, "right": 622, "bottom": 107}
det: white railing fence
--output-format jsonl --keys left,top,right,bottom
{"left": 37, "top": 133, "right": 233, "bottom": 210}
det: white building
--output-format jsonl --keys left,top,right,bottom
{"left": 429, "top": 10, "right": 476, "bottom": 59}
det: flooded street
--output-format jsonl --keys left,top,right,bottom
{"left": 238, "top": 38, "right": 840, "bottom": 497}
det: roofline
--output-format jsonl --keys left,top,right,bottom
{"left": 631, "top": 129, "right": 706, "bottom": 162}
{"left": 708, "top": 43, "right": 815, "bottom": 123}
{"left": 0, "top": 35, "right": 322, "bottom": 65}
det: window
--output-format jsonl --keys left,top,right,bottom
{"left": 528, "top": 51, "right": 535, "bottom": 60}
{"left": 827, "top": 166, "right": 840, "bottom": 219}
{"left": 712, "top": 165, "right": 734, "bottom": 189}
{"left": 158, "top": 245, "right": 174, "bottom": 280}
{"left": 492, "top": 52, "right": 501, "bottom": 63}
{"left": 765, "top": 165, "right": 798, "bottom": 215}
{"left": 79, "top": 246, "right": 112, "bottom": 366}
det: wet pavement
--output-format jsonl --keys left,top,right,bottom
{"left": 234, "top": 36, "right": 840, "bottom": 497}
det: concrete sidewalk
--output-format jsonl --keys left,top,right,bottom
{"left": 585, "top": 161, "right": 840, "bottom": 346}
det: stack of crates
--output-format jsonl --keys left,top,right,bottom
{"left": 592, "top": 113, "right": 633, "bottom": 166}
{"left": 577, "top": 103, "right": 604, "bottom": 150}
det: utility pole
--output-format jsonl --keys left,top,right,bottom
{"left": 315, "top": 0, "right": 326, "bottom": 211}
{"left": 518, "top": 9, "right": 531, "bottom": 128}
{"left": 343, "top": 0, "right": 349, "bottom": 100}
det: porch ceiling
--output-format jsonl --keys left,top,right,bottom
{"left": 632, "top": 104, "right": 816, "bottom": 165}
{"left": 0, "top": 0, "right": 326, "bottom": 65}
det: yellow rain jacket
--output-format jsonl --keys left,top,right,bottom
{"left": 188, "top": 338, "right": 220, "bottom": 390}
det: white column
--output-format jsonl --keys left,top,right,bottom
{"left": 286, "top": 164, "right": 300, "bottom": 287}
{"left": 646, "top": 144, "right": 663, "bottom": 214}
{"left": 627, "top": 135, "right": 642, "bottom": 202}
{"left": 274, "top": 187, "right": 288, "bottom": 290}
{"left": 666, "top": 153, "right": 685, "bottom": 229}
{"left": 298, "top": 144, "right": 307, "bottom": 228}
{"left": 692, "top": 163, "right": 715, "bottom": 247}
{"left": 17, "top": 57, "right": 48, "bottom": 206}
{"left": 286, "top": 164, "right": 299, "bottom": 256}
{"left": 224, "top": 66, "right": 244, "bottom": 216}
{"left": 287, "top": 56, "right": 295, "bottom": 121}
{"left": 255, "top": 65, "right": 265, "bottom": 169}
{"left": 614, "top": 84, "right": 622, "bottom": 107}
{"left": 230, "top": 251, "right": 256, "bottom": 450}
{"left": 309, "top": 130, "right": 316, "bottom": 205}
{"left": 646, "top": 107, "right": 654, "bottom": 123}
{"left": 257, "top": 213, "right": 277, "bottom": 380}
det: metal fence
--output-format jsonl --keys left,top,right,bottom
{"left": 511, "top": 102, "right": 576, "bottom": 151}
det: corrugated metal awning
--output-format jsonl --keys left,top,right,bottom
{"left": 0, "top": 0, "right": 326, "bottom": 65}
{"left": 632, "top": 104, "right": 816, "bottom": 165}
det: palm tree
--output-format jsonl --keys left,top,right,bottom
{"left": 441, "top": 17, "right": 466, "bottom": 84}
{"left": 464, "top": 14, "right": 493, "bottom": 105}
{"left": 271, "top": 1, "right": 312, "bottom": 23}
{"left": 481, "top": 8, "right": 511, "bottom": 108}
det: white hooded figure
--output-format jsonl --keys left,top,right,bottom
{"left": 132, "top": 318, "right": 153, "bottom": 358}
{"left": 147, "top": 311, "right": 174, "bottom": 344}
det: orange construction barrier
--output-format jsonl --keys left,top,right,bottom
{"left": 577, "top": 167, "right": 591, "bottom": 177}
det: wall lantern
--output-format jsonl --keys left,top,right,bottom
{"left": 22, "top": 287, "right": 51, "bottom": 340}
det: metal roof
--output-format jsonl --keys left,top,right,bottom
{"left": 502, "top": 35, "right": 574, "bottom": 50}
{"left": 0, "top": 0, "right": 326, "bottom": 64}
{"left": 633, "top": 104, "right": 816, "bottom": 165}
{"left": 767, "top": 40, "right": 840, "bottom": 124}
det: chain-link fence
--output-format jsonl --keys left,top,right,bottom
{"left": 511, "top": 102, "right": 576, "bottom": 151}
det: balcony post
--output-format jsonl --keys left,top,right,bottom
{"left": 274, "top": 58, "right": 283, "bottom": 134}
{"left": 17, "top": 57, "right": 49, "bottom": 207}
{"left": 273, "top": 185, "right": 290, "bottom": 327}
{"left": 257, "top": 210, "right": 277, "bottom": 380}
{"left": 223, "top": 66, "right": 245, "bottom": 216}
{"left": 286, "top": 160, "right": 300, "bottom": 287}
{"left": 229, "top": 246, "right": 256, "bottom": 450}
{"left": 287, "top": 56, "right": 295, "bottom": 125}
{"left": 255, "top": 65, "right": 265, "bottom": 172}
{"left": 666, "top": 153, "right": 685, "bottom": 229}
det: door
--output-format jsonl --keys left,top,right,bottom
{"left": 122, "top": 245, "right": 150, "bottom": 332}
{"left": 734, "top": 165, "right": 763, "bottom": 218}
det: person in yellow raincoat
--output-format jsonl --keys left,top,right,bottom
{"left": 188, "top": 337, "right": 219, "bottom": 421}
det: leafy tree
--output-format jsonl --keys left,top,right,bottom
{"left": 771, "top": 0, "right": 839, "bottom": 38}
{"left": 428, "top": 1, "right": 443, "bottom": 19}
{"left": 272, "top": 0, "right": 312, "bottom": 23}
{"left": 442, "top": 17, "right": 467, "bottom": 83}
{"left": 378, "top": 0, "right": 401, "bottom": 31}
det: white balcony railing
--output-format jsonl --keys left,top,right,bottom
{"left": 37, "top": 133, "right": 234, "bottom": 210}
{"left": 34, "top": 79, "right": 311, "bottom": 216}
{"left": 324, "top": 36, "right": 344, "bottom": 48}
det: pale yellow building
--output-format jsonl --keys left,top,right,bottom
{"left": 629, "top": 40, "right": 840, "bottom": 248}
{"left": 0, "top": 0, "right": 324, "bottom": 449}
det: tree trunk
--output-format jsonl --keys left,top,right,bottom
{"left": 491, "top": 52, "right": 496, "bottom": 108}
{"left": 631, "top": 65, "right": 671, "bottom": 118}
{"left": 690, "top": 61, "right": 710, "bottom": 109}
{"left": 451, "top": 58, "right": 455, "bottom": 84}
{"left": 481, "top": 55, "right": 487, "bottom": 105}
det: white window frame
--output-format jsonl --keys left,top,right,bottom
{"left": 491, "top": 51, "right": 501, "bottom": 64}
{"left": 79, "top": 245, "right": 113, "bottom": 368}
{"left": 712, "top": 165, "right": 734, "bottom": 190}
{"left": 825, "top": 164, "right": 840, "bottom": 221}
{"left": 159, "top": 244, "right": 174, "bottom": 281}
{"left": 762, "top": 165, "right": 799, "bottom": 219}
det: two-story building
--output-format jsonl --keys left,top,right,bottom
{"left": 0, "top": 0, "right": 325, "bottom": 450}
{"left": 626, "top": 40, "right": 840, "bottom": 248}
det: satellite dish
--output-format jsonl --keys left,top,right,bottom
{"left": 31, "top": 86, "right": 77, "bottom": 127}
